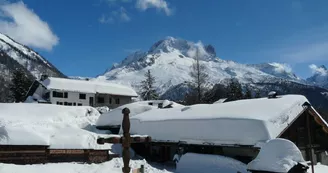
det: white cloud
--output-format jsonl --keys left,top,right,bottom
{"left": 99, "top": 14, "right": 114, "bottom": 24}
{"left": 269, "top": 62, "right": 293, "bottom": 73}
{"left": 118, "top": 7, "right": 131, "bottom": 21}
{"left": 99, "top": 7, "right": 130, "bottom": 24}
{"left": 187, "top": 41, "right": 209, "bottom": 59}
{"left": 136, "top": 0, "right": 172, "bottom": 16}
{"left": 309, "top": 64, "right": 327, "bottom": 76}
{"left": 0, "top": 1, "right": 59, "bottom": 51}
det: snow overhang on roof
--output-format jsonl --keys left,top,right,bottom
{"left": 128, "top": 95, "right": 327, "bottom": 146}
{"left": 41, "top": 77, "right": 138, "bottom": 97}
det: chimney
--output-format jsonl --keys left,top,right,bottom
{"left": 40, "top": 74, "right": 49, "bottom": 81}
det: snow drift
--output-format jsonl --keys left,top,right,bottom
{"left": 247, "top": 138, "right": 307, "bottom": 172}
{"left": 176, "top": 153, "right": 248, "bottom": 173}
{"left": 0, "top": 103, "right": 111, "bottom": 149}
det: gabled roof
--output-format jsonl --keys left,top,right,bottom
{"left": 129, "top": 95, "right": 328, "bottom": 146}
{"left": 41, "top": 77, "right": 138, "bottom": 97}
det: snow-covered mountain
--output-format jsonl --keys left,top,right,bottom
{"left": 307, "top": 65, "right": 328, "bottom": 89}
{"left": 0, "top": 33, "right": 65, "bottom": 102}
{"left": 250, "top": 63, "right": 300, "bottom": 81}
{"left": 99, "top": 37, "right": 305, "bottom": 99}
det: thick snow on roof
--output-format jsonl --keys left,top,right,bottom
{"left": 0, "top": 103, "right": 111, "bottom": 149}
{"left": 41, "top": 77, "right": 138, "bottom": 97}
{"left": 96, "top": 100, "right": 184, "bottom": 127}
{"left": 130, "top": 95, "right": 309, "bottom": 146}
{"left": 247, "top": 138, "right": 306, "bottom": 172}
{"left": 176, "top": 153, "right": 248, "bottom": 173}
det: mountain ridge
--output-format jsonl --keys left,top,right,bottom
{"left": 0, "top": 32, "right": 66, "bottom": 102}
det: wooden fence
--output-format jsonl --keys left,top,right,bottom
{"left": 0, "top": 145, "right": 119, "bottom": 165}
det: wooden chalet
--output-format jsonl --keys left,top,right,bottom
{"left": 126, "top": 95, "right": 328, "bottom": 166}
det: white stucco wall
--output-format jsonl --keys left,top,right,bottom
{"left": 49, "top": 90, "right": 95, "bottom": 106}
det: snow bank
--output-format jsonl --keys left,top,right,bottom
{"left": 247, "top": 138, "right": 306, "bottom": 172}
{"left": 176, "top": 153, "right": 248, "bottom": 173}
{"left": 0, "top": 158, "right": 171, "bottom": 173}
{"left": 42, "top": 77, "right": 138, "bottom": 97}
{"left": 0, "top": 103, "right": 111, "bottom": 149}
{"left": 130, "top": 95, "right": 309, "bottom": 146}
{"left": 96, "top": 100, "right": 184, "bottom": 127}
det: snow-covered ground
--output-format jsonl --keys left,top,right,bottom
{"left": 1, "top": 102, "right": 328, "bottom": 173}
{"left": 0, "top": 156, "right": 327, "bottom": 173}
{"left": 0, "top": 159, "right": 171, "bottom": 173}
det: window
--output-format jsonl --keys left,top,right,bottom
{"left": 56, "top": 101, "right": 60, "bottom": 105}
{"left": 79, "top": 93, "right": 86, "bottom": 99}
{"left": 97, "top": 97, "right": 105, "bottom": 103}
{"left": 73, "top": 103, "right": 76, "bottom": 106}
{"left": 67, "top": 102, "right": 72, "bottom": 106}
{"left": 64, "top": 102, "right": 68, "bottom": 105}
{"left": 115, "top": 98, "right": 120, "bottom": 104}
{"left": 109, "top": 97, "right": 112, "bottom": 104}
{"left": 78, "top": 103, "right": 82, "bottom": 106}
{"left": 64, "top": 92, "right": 68, "bottom": 98}
{"left": 44, "top": 92, "right": 50, "bottom": 100}
{"left": 59, "top": 102, "right": 63, "bottom": 105}
{"left": 148, "top": 102, "right": 153, "bottom": 105}
{"left": 158, "top": 103, "right": 163, "bottom": 108}
{"left": 53, "top": 91, "right": 64, "bottom": 98}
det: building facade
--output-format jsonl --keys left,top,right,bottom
{"left": 26, "top": 76, "right": 138, "bottom": 109}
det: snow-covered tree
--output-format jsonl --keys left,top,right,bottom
{"left": 140, "top": 70, "right": 159, "bottom": 100}
{"left": 189, "top": 49, "right": 209, "bottom": 103}
{"left": 9, "top": 68, "right": 33, "bottom": 102}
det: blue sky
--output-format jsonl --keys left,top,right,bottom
{"left": 1, "top": 0, "right": 328, "bottom": 78}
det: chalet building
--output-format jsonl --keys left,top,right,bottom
{"left": 126, "top": 95, "right": 328, "bottom": 166}
{"left": 26, "top": 76, "right": 138, "bottom": 109}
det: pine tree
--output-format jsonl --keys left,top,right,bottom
{"left": 140, "top": 70, "right": 159, "bottom": 100}
{"left": 255, "top": 90, "right": 261, "bottom": 98}
{"left": 244, "top": 86, "right": 252, "bottom": 99}
{"left": 226, "top": 78, "right": 243, "bottom": 101}
{"left": 9, "top": 68, "right": 33, "bottom": 102}
{"left": 189, "top": 49, "right": 209, "bottom": 103}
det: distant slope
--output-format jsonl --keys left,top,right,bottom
{"left": 307, "top": 65, "right": 328, "bottom": 89}
{"left": 0, "top": 33, "right": 66, "bottom": 102}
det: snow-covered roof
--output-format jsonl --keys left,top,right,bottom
{"left": 96, "top": 100, "right": 184, "bottom": 127}
{"left": 41, "top": 77, "right": 138, "bottom": 97}
{"left": 129, "top": 95, "right": 322, "bottom": 146}
{"left": 247, "top": 138, "right": 307, "bottom": 172}
{"left": 0, "top": 103, "right": 112, "bottom": 149}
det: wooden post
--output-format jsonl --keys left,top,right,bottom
{"left": 121, "top": 108, "right": 131, "bottom": 173}
{"left": 306, "top": 113, "right": 315, "bottom": 173}
{"left": 97, "top": 107, "right": 151, "bottom": 173}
